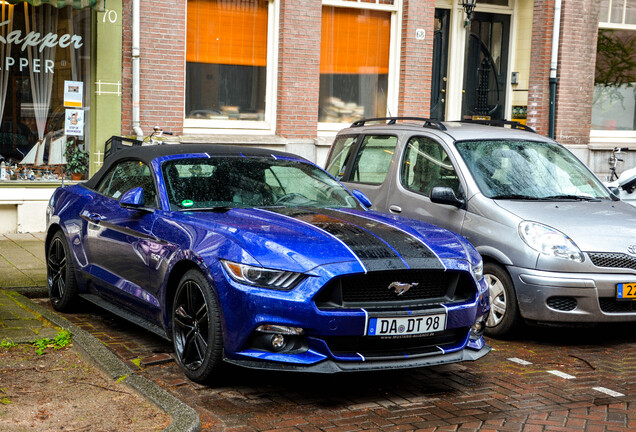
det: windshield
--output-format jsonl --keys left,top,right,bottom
{"left": 162, "top": 157, "right": 361, "bottom": 211}
{"left": 455, "top": 140, "right": 612, "bottom": 200}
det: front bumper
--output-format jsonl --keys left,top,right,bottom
{"left": 224, "top": 343, "right": 491, "bottom": 373}
{"left": 214, "top": 261, "right": 490, "bottom": 370}
{"left": 509, "top": 266, "right": 636, "bottom": 323}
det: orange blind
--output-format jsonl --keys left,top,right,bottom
{"left": 320, "top": 6, "right": 391, "bottom": 75}
{"left": 187, "top": 0, "right": 268, "bottom": 67}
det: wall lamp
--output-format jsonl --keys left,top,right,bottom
{"left": 462, "top": 0, "right": 477, "bottom": 26}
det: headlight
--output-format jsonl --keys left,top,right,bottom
{"left": 471, "top": 260, "right": 483, "bottom": 281}
{"left": 518, "top": 221, "right": 584, "bottom": 262}
{"left": 220, "top": 260, "right": 304, "bottom": 290}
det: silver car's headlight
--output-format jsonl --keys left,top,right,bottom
{"left": 471, "top": 260, "right": 483, "bottom": 281}
{"left": 518, "top": 221, "right": 584, "bottom": 262}
{"left": 221, "top": 260, "right": 304, "bottom": 290}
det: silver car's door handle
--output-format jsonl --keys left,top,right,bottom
{"left": 389, "top": 205, "right": 402, "bottom": 214}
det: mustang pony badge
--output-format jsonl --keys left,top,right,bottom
{"left": 388, "top": 281, "right": 419, "bottom": 296}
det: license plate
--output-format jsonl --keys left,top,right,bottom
{"left": 617, "top": 282, "right": 636, "bottom": 300}
{"left": 367, "top": 313, "right": 446, "bottom": 336}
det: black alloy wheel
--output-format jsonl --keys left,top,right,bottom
{"left": 46, "top": 231, "right": 78, "bottom": 312}
{"left": 172, "top": 269, "right": 223, "bottom": 383}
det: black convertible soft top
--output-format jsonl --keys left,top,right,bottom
{"left": 85, "top": 143, "right": 306, "bottom": 189}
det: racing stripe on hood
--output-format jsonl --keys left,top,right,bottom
{"left": 265, "top": 208, "right": 408, "bottom": 271}
{"left": 320, "top": 209, "right": 445, "bottom": 270}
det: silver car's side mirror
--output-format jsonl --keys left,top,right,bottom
{"left": 430, "top": 186, "right": 465, "bottom": 208}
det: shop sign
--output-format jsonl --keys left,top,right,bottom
{"left": 64, "top": 81, "right": 83, "bottom": 108}
{"left": 0, "top": 18, "right": 84, "bottom": 74}
{"left": 65, "top": 109, "right": 84, "bottom": 136}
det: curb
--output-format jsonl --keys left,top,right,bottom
{"left": 7, "top": 291, "right": 201, "bottom": 432}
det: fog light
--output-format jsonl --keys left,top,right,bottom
{"left": 256, "top": 324, "right": 304, "bottom": 335}
{"left": 471, "top": 321, "right": 484, "bottom": 333}
{"left": 271, "top": 334, "right": 285, "bottom": 350}
{"left": 470, "top": 316, "right": 486, "bottom": 339}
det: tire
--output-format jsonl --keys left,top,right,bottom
{"left": 484, "top": 262, "right": 520, "bottom": 338}
{"left": 172, "top": 269, "right": 224, "bottom": 383}
{"left": 46, "top": 230, "right": 79, "bottom": 312}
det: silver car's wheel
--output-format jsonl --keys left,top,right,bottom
{"left": 483, "top": 262, "right": 520, "bottom": 338}
{"left": 485, "top": 273, "right": 506, "bottom": 328}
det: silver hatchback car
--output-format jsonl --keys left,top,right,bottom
{"left": 326, "top": 118, "right": 636, "bottom": 337}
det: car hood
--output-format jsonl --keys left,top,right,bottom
{"left": 494, "top": 199, "right": 636, "bottom": 253}
{"left": 182, "top": 207, "right": 472, "bottom": 273}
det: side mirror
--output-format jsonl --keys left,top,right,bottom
{"left": 120, "top": 187, "right": 145, "bottom": 209}
{"left": 352, "top": 189, "right": 372, "bottom": 208}
{"left": 608, "top": 186, "right": 620, "bottom": 196}
{"left": 430, "top": 186, "right": 465, "bottom": 208}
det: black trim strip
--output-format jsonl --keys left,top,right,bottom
{"left": 320, "top": 209, "right": 444, "bottom": 270}
{"left": 267, "top": 208, "right": 407, "bottom": 270}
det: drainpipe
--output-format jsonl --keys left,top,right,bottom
{"left": 132, "top": 0, "right": 143, "bottom": 140}
{"left": 549, "top": 0, "right": 562, "bottom": 139}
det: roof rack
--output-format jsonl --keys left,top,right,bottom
{"left": 350, "top": 117, "right": 447, "bottom": 131}
{"left": 460, "top": 119, "right": 536, "bottom": 133}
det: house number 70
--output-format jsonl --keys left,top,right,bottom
{"left": 102, "top": 9, "right": 118, "bottom": 24}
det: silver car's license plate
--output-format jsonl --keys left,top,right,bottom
{"left": 367, "top": 313, "right": 447, "bottom": 336}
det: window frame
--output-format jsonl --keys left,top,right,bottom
{"left": 399, "top": 135, "right": 462, "bottom": 199}
{"left": 592, "top": 6, "right": 636, "bottom": 141}
{"left": 183, "top": 0, "right": 279, "bottom": 135}
{"left": 318, "top": 0, "right": 402, "bottom": 133}
{"left": 94, "top": 159, "right": 159, "bottom": 209}
{"left": 345, "top": 134, "right": 399, "bottom": 185}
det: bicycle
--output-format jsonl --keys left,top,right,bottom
{"left": 607, "top": 147, "right": 629, "bottom": 181}
{"left": 147, "top": 126, "right": 174, "bottom": 145}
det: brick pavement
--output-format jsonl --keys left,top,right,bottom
{"left": 33, "top": 298, "right": 636, "bottom": 432}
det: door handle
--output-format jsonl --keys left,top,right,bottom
{"left": 87, "top": 213, "right": 104, "bottom": 223}
{"left": 389, "top": 205, "right": 402, "bottom": 214}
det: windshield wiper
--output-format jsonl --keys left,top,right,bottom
{"left": 540, "top": 194, "right": 601, "bottom": 202}
{"left": 490, "top": 194, "right": 548, "bottom": 200}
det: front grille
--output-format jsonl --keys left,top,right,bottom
{"left": 599, "top": 297, "right": 636, "bottom": 313}
{"left": 324, "top": 327, "right": 469, "bottom": 360}
{"left": 588, "top": 252, "right": 636, "bottom": 270}
{"left": 314, "top": 270, "right": 475, "bottom": 309}
{"left": 546, "top": 296, "right": 577, "bottom": 311}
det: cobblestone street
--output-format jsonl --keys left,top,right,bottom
{"left": 34, "top": 299, "right": 636, "bottom": 432}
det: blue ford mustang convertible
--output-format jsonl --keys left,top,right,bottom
{"left": 45, "top": 145, "right": 490, "bottom": 383}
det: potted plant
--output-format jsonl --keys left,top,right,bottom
{"left": 64, "top": 141, "right": 89, "bottom": 180}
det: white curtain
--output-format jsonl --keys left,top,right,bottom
{"left": 25, "top": 3, "right": 58, "bottom": 141}
{"left": 0, "top": 4, "right": 13, "bottom": 125}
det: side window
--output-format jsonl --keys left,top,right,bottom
{"left": 349, "top": 135, "right": 397, "bottom": 184}
{"left": 326, "top": 135, "right": 357, "bottom": 179}
{"left": 401, "top": 137, "right": 461, "bottom": 198}
{"left": 95, "top": 160, "right": 158, "bottom": 208}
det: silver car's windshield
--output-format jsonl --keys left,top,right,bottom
{"left": 455, "top": 140, "right": 612, "bottom": 200}
{"left": 162, "top": 157, "right": 361, "bottom": 211}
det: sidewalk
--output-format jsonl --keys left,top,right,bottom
{"left": 0, "top": 233, "right": 200, "bottom": 432}
{"left": 0, "top": 232, "right": 47, "bottom": 295}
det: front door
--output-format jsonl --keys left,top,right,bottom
{"left": 430, "top": 8, "right": 450, "bottom": 121}
{"left": 462, "top": 12, "right": 510, "bottom": 121}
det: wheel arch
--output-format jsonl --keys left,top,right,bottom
{"left": 163, "top": 259, "right": 217, "bottom": 337}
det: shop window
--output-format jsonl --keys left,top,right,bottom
{"left": 0, "top": 3, "right": 91, "bottom": 181}
{"left": 592, "top": 29, "right": 636, "bottom": 130}
{"left": 186, "top": 0, "right": 271, "bottom": 125}
{"left": 319, "top": 5, "right": 392, "bottom": 124}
